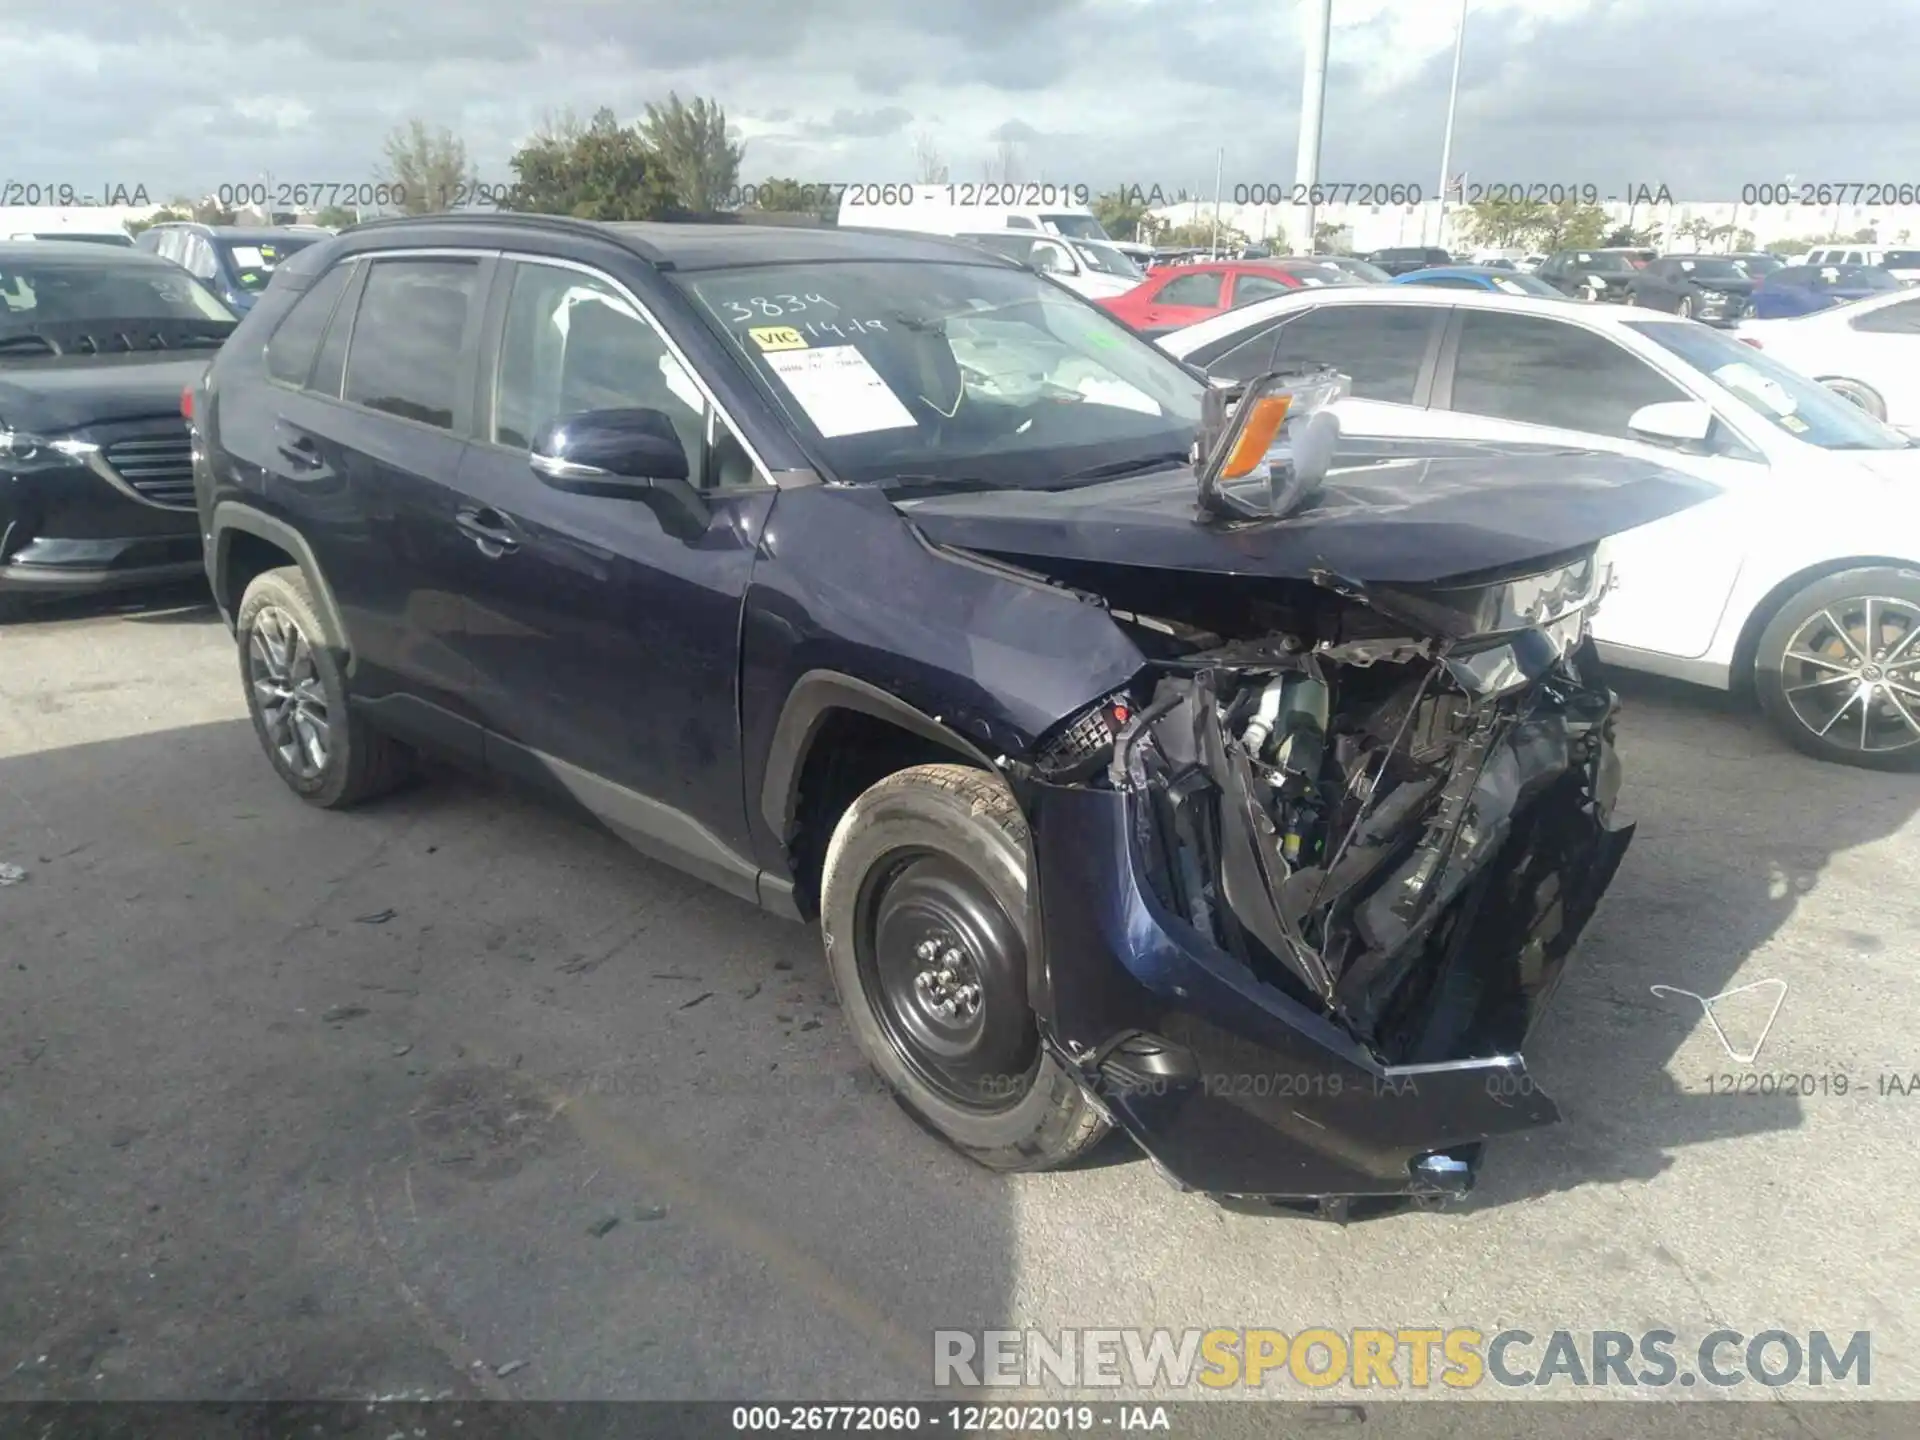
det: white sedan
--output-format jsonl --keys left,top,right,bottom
{"left": 1160, "top": 286, "right": 1920, "bottom": 769}
{"left": 1738, "top": 287, "right": 1920, "bottom": 430}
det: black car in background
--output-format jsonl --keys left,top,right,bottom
{"left": 1626, "top": 254, "right": 1764, "bottom": 323}
{"left": 0, "top": 241, "right": 235, "bottom": 617}
{"left": 1366, "top": 245, "right": 1453, "bottom": 276}
{"left": 189, "top": 212, "right": 1713, "bottom": 1209}
{"left": 137, "top": 223, "right": 329, "bottom": 315}
{"left": 1536, "top": 248, "right": 1641, "bottom": 302}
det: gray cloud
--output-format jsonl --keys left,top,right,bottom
{"left": 0, "top": 0, "right": 1909, "bottom": 203}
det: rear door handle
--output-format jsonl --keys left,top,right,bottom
{"left": 455, "top": 506, "right": 519, "bottom": 558}
{"left": 274, "top": 425, "right": 323, "bottom": 471}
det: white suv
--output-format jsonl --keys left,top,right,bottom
{"left": 1160, "top": 286, "right": 1920, "bottom": 768}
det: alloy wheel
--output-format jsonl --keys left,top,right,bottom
{"left": 248, "top": 605, "right": 332, "bottom": 778}
{"left": 1780, "top": 597, "right": 1920, "bottom": 755}
{"left": 855, "top": 849, "right": 1038, "bottom": 1112}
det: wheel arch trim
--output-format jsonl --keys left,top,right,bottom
{"left": 1732, "top": 554, "right": 1920, "bottom": 687}
{"left": 210, "top": 502, "right": 351, "bottom": 662}
{"left": 759, "top": 670, "right": 1001, "bottom": 845}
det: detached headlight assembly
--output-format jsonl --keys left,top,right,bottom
{"left": 0, "top": 428, "right": 96, "bottom": 475}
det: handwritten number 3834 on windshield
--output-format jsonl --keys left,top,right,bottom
{"left": 722, "top": 294, "right": 839, "bottom": 321}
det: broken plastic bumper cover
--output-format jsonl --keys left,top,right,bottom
{"left": 1023, "top": 644, "right": 1632, "bottom": 1205}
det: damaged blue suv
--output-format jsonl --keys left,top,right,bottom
{"left": 190, "top": 214, "right": 1714, "bottom": 1211}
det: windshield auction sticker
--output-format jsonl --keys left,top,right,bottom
{"left": 749, "top": 325, "right": 809, "bottom": 352}
{"left": 762, "top": 344, "right": 918, "bottom": 437}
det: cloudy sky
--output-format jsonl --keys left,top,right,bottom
{"left": 1, "top": 0, "right": 1909, "bottom": 204}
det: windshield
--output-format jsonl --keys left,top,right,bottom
{"left": 1042, "top": 213, "right": 1112, "bottom": 242}
{"left": 1328, "top": 257, "right": 1393, "bottom": 283}
{"left": 1740, "top": 255, "right": 1784, "bottom": 275}
{"left": 1573, "top": 253, "right": 1637, "bottom": 274}
{"left": 680, "top": 260, "right": 1204, "bottom": 488}
{"left": 217, "top": 236, "right": 320, "bottom": 292}
{"left": 1677, "top": 258, "right": 1753, "bottom": 281}
{"left": 1488, "top": 271, "right": 1563, "bottom": 297}
{"left": 0, "top": 256, "right": 236, "bottom": 326}
{"left": 1278, "top": 262, "right": 1358, "bottom": 288}
{"left": 1070, "top": 239, "right": 1141, "bottom": 278}
{"left": 1628, "top": 320, "right": 1912, "bottom": 451}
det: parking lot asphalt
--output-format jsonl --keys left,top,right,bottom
{"left": 2, "top": 583, "right": 1917, "bottom": 1412}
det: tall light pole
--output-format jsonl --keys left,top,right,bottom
{"left": 1294, "top": 0, "right": 1332, "bottom": 255}
{"left": 1433, "top": 0, "right": 1469, "bottom": 249}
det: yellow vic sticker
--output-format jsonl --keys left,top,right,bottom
{"left": 749, "top": 326, "right": 809, "bottom": 352}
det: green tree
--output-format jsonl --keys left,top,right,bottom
{"left": 1157, "top": 220, "right": 1247, "bottom": 251}
{"left": 638, "top": 93, "right": 743, "bottom": 212}
{"left": 313, "top": 204, "right": 359, "bottom": 230}
{"left": 1603, "top": 221, "right": 1660, "bottom": 248}
{"left": 1091, "top": 187, "right": 1148, "bottom": 242}
{"left": 381, "top": 119, "right": 476, "bottom": 214}
{"left": 1538, "top": 199, "right": 1608, "bottom": 250}
{"left": 748, "top": 177, "right": 838, "bottom": 222}
{"left": 1312, "top": 222, "right": 1345, "bottom": 254}
{"left": 1461, "top": 197, "right": 1550, "bottom": 249}
{"left": 501, "top": 108, "right": 675, "bottom": 221}
{"left": 191, "top": 197, "right": 238, "bottom": 225}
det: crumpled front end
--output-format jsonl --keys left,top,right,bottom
{"left": 1018, "top": 557, "right": 1632, "bottom": 1211}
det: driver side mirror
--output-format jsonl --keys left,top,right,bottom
{"left": 530, "top": 407, "right": 710, "bottom": 538}
{"left": 1628, "top": 399, "right": 1716, "bottom": 452}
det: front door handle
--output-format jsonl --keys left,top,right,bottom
{"left": 455, "top": 506, "right": 519, "bottom": 558}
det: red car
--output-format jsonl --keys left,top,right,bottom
{"left": 1097, "top": 259, "right": 1358, "bottom": 334}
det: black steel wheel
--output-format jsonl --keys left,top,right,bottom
{"left": 1755, "top": 566, "right": 1920, "bottom": 770}
{"left": 819, "top": 764, "right": 1107, "bottom": 1171}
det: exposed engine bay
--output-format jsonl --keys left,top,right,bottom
{"left": 1027, "top": 550, "right": 1626, "bottom": 1067}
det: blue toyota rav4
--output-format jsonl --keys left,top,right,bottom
{"left": 190, "top": 213, "right": 1713, "bottom": 1213}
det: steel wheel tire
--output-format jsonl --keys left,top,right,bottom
{"left": 236, "top": 566, "right": 414, "bottom": 807}
{"left": 819, "top": 764, "right": 1107, "bottom": 1171}
{"left": 1819, "top": 378, "right": 1887, "bottom": 420}
{"left": 1754, "top": 566, "right": 1920, "bottom": 771}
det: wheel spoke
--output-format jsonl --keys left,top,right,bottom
{"left": 1814, "top": 685, "right": 1863, "bottom": 738}
{"left": 1883, "top": 621, "right": 1920, "bottom": 667}
{"left": 1823, "top": 609, "right": 1867, "bottom": 662}
{"left": 1786, "top": 673, "right": 1853, "bottom": 695}
{"left": 1863, "top": 598, "right": 1879, "bottom": 663}
{"left": 1785, "top": 649, "right": 1852, "bottom": 675}
{"left": 1881, "top": 686, "right": 1920, "bottom": 744}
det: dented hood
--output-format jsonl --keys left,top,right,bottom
{"left": 897, "top": 439, "right": 1720, "bottom": 585}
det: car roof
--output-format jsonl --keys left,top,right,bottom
{"left": 336, "top": 213, "right": 1013, "bottom": 272}
{"left": 0, "top": 239, "right": 175, "bottom": 265}
{"left": 1399, "top": 265, "right": 1505, "bottom": 279}
{"left": 1159, "top": 281, "right": 1656, "bottom": 355}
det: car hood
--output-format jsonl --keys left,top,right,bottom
{"left": 0, "top": 352, "right": 213, "bottom": 431}
{"left": 896, "top": 438, "right": 1721, "bottom": 586}
{"left": 1844, "top": 445, "right": 1920, "bottom": 484}
{"left": 1692, "top": 276, "right": 1757, "bottom": 295}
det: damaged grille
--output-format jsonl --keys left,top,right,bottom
{"left": 100, "top": 427, "right": 195, "bottom": 510}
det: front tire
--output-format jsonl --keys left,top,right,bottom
{"left": 237, "top": 566, "right": 414, "bottom": 807}
{"left": 1754, "top": 566, "right": 1920, "bottom": 770}
{"left": 819, "top": 764, "right": 1108, "bottom": 1172}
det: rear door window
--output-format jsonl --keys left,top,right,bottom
{"left": 265, "top": 261, "right": 353, "bottom": 388}
{"left": 342, "top": 257, "right": 483, "bottom": 430}
{"left": 1447, "top": 310, "right": 1686, "bottom": 438}
{"left": 1154, "top": 271, "right": 1226, "bottom": 307}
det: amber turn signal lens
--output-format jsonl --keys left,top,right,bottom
{"left": 1220, "top": 393, "right": 1292, "bottom": 479}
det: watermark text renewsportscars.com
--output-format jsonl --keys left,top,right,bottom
{"left": 933, "top": 1328, "right": 1871, "bottom": 1391}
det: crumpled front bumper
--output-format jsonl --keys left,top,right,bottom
{"left": 1024, "top": 752, "right": 1631, "bottom": 1210}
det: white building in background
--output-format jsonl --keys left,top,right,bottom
{"left": 1143, "top": 196, "right": 1920, "bottom": 255}
{"left": 0, "top": 205, "right": 167, "bottom": 239}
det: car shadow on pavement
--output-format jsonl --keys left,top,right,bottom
{"left": 1465, "top": 669, "right": 1920, "bottom": 1209}
{"left": 3, "top": 580, "right": 217, "bottom": 628}
{"left": 0, "top": 717, "right": 1014, "bottom": 1400}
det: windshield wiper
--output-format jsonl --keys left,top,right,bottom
{"left": 1056, "top": 450, "right": 1191, "bottom": 485}
{"left": 876, "top": 473, "right": 1007, "bottom": 498}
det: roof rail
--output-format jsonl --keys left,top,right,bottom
{"left": 338, "top": 210, "right": 675, "bottom": 267}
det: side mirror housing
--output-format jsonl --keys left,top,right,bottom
{"left": 530, "top": 407, "right": 709, "bottom": 538}
{"left": 1628, "top": 399, "right": 1716, "bottom": 452}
